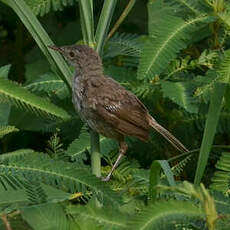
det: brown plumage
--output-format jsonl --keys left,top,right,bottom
{"left": 49, "top": 44, "right": 188, "bottom": 181}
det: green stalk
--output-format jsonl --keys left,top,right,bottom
{"left": 194, "top": 83, "right": 226, "bottom": 186}
{"left": 107, "top": 0, "right": 136, "bottom": 41}
{"left": 78, "top": 0, "right": 95, "bottom": 47}
{"left": 79, "top": 0, "right": 118, "bottom": 177}
{"left": 0, "top": 0, "right": 72, "bottom": 91}
{"left": 95, "top": 0, "right": 118, "bottom": 54}
{"left": 78, "top": 0, "right": 101, "bottom": 178}
{"left": 90, "top": 130, "right": 101, "bottom": 177}
{"left": 149, "top": 160, "right": 176, "bottom": 203}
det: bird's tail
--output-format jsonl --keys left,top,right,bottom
{"left": 148, "top": 116, "right": 188, "bottom": 153}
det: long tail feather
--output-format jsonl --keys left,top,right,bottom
{"left": 148, "top": 116, "right": 188, "bottom": 152}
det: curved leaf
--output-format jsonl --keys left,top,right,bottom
{"left": 128, "top": 200, "right": 203, "bottom": 230}
{"left": 138, "top": 14, "right": 214, "bottom": 80}
{"left": 0, "top": 78, "right": 70, "bottom": 120}
{"left": 0, "top": 152, "right": 122, "bottom": 206}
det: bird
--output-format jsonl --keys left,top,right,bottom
{"left": 48, "top": 44, "right": 188, "bottom": 181}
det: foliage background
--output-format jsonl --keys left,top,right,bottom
{"left": 0, "top": 0, "right": 230, "bottom": 229}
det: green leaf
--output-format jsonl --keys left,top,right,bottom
{"left": 24, "top": 0, "right": 77, "bottom": 16}
{"left": 0, "top": 152, "right": 122, "bottom": 206}
{"left": 194, "top": 83, "right": 226, "bottom": 186}
{"left": 66, "top": 131, "right": 90, "bottom": 161}
{"left": 105, "top": 33, "right": 142, "bottom": 58}
{"left": 0, "top": 78, "right": 70, "bottom": 120}
{"left": 0, "top": 183, "right": 71, "bottom": 213}
{"left": 21, "top": 203, "right": 72, "bottom": 230}
{"left": 158, "top": 160, "right": 176, "bottom": 187}
{"left": 128, "top": 200, "right": 203, "bottom": 230}
{"left": 218, "top": 49, "right": 230, "bottom": 84}
{"left": 0, "top": 104, "right": 10, "bottom": 126}
{"left": 0, "top": 65, "right": 11, "bottom": 126}
{"left": 0, "top": 126, "right": 19, "bottom": 139}
{"left": 0, "top": 149, "right": 34, "bottom": 160}
{"left": 149, "top": 161, "right": 161, "bottom": 201}
{"left": 161, "top": 81, "right": 198, "bottom": 113}
{"left": 149, "top": 160, "right": 176, "bottom": 202}
{"left": 0, "top": 64, "right": 11, "bottom": 79}
{"left": 25, "top": 72, "right": 66, "bottom": 94}
{"left": 211, "top": 152, "right": 230, "bottom": 193}
{"left": 78, "top": 0, "right": 95, "bottom": 45}
{"left": 138, "top": 14, "right": 214, "bottom": 80}
{"left": 95, "top": 0, "right": 118, "bottom": 54}
{"left": 0, "top": 0, "right": 72, "bottom": 89}
{"left": 68, "top": 201, "right": 127, "bottom": 230}
{"left": 67, "top": 130, "right": 117, "bottom": 161}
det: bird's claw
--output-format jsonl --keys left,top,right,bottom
{"left": 101, "top": 176, "right": 110, "bottom": 182}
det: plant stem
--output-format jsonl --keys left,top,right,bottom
{"left": 90, "top": 129, "right": 101, "bottom": 177}
{"left": 106, "top": 0, "right": 136, "bottom": 41}
{"left": 95, "top": 0, "right": 118, "bottom": 54}
{"left": 1, "top": 214, "right": 12, "bottom": 230}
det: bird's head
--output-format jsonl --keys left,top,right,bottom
{"left": 48, "top": 44, "right": 102, "bottom": 71}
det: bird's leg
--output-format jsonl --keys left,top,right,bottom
{"left": 102, "top": 141, "right": 128, "bottom": 182}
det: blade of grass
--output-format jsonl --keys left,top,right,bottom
{"left": 0, "top": 0, "right": 72, "bottom": 91}
{"left": 95, "top": 0, "right": 118, "bottom": 54}
{"left": 194, "top": 83, "right": 226, "bottom": 186}
{"left": 158, "top": 160, "right": 176, "bottom": 187}
{"left": 78, "top": 0, "right": 95, "bottom": 46}
{"left": 149, "top": 160, "right": 176, "bottom": 202}
{"left": 149, "top": 160, "right": 161, "bottom": 202}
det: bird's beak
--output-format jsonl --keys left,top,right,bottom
{"left": 48, "top": 45, "right": 63, "bottom": 53}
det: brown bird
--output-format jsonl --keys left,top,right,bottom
{"left": 49, "top": 44, "right": 188, "bottom": 181}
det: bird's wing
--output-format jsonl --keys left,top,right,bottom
{"left": 86, "top": 76, "right": 150, "bottom": 141}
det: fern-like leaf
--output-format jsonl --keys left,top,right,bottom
{"left": 138, "top": 14, "right": 215, "bottom": 80}
{"left": 22, "top": 203, "right": 73, "bottom": 230}
{"left": 0, "top": 149, "right": 34, "bottom": 160}
{"left": 127, "top": 200, "right": 203, "bottom": 230}
{"left": 0, "top": 152, "right": 122, "bottom": 205}
{"left": 0, "top": 78, "right": 70, "bottom": 120}
{"left": 68, "top": 201, "right": 127, "bottom": 230}
{"left": 218, "top": 49, "right": 230, "bottom": 83}
{"left": 23, "top": 180, "right": 47, "bottom": 204}
{"left": 0, "top": 125, "right": 19, "bottom": 138}
{"left": 24, "top": 0, "right": 77, "bottom": 16}
{"left": 173, "top": 0, "right": 204, "bottom": 15}
{"left": 105, "top": 33, "right": 142, "bottom": 58}
{"left": 161, "top": 80, "right": 198, "bottom": 113}
{"left": 211, "top": 152, "right": 230, "bottom": 194}
{"left": 25, "top": 73, "right": 66, "bottom": 95}
{"left": 67, "top": 129, "right": 117, "bottom": 161}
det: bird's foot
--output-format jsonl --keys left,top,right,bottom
{"left": 101, "top": 175, "right": 111, "bottom": 182}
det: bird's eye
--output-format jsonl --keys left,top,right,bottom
{"left": 69, "top": 51, "right": 75, "bottom": 57}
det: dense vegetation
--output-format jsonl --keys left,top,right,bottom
{"left": 0, "top": 0, "right": 230, "bottom": 229}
